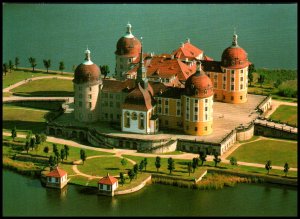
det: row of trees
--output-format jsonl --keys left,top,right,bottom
{"left": 3, "top": 56, "right": 111, "bottom": 78}
{"left": 48, "top": 144, "right": 71, "bottom": 169}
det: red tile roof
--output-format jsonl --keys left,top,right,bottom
{"left": 46, "top": 167, "right": 67, "bottom": 178}
{"left": 127, "top": 56, "right": 197, "bottom": 82}
{"left": 74, "top": 63, "right": 101, "bottom": 84}
{"left": 102, "top": 79, "right": 136, "bottom": 93}
{"left": 204, "top": 55, "right": 214, "bottom": 61}
{"left": 98, "top": 175, "right": 118, "bottom": 185}
{"left": 171, "top": 42, "right": 203, "bottom": 59}
{"left": 122, "top": 83, "right": 154, "bottom": 111}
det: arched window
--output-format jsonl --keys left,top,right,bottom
{"left": 124, "top": 111, "right": 130, "bottom": 128}
{"left": 131, "top": 112, "right": 137, "bottom": 120}
{"left": 139, "top": 113, "right": 145, "bottom": 130}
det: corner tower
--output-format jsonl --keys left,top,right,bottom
{"left": 221, "top": 32, "right": 250, "bottom": 103}
{"left": 73, "top": 48, "right": 102, "bottom": 122}
{"left": 115, "top": 23, "right": 141, "bottom": 80}
{"left": 183, "top": 61, "right": 213, "bottom": 136}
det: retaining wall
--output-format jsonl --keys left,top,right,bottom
{"left": 114, "top": 175, "right": 152, "bottom": 195}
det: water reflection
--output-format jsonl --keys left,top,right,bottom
{"left": 45, "top": 185, "right": 68, "bottom": 200}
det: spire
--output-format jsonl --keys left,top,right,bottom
{"left": 126, "top": 22, "right": 132, "bottom": 34}
{"left": 124, "top": 22, "right": 134, "bottom": 38}
{"left": 136, "top": 37, "right": 148, "bottom": 89}
{"left": 83, "top": 47, "right": 93, "bottom": 65}
{"left": 195, "top": 61, "right": 203, "bottom": 76}
{"left": 232, "top": 29, "right": 238, "bottom": 47}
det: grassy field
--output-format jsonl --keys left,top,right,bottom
{"left": 3, "top": 105, "right": 49, "bottom": 133}
{"left": 11, "top": 78, "right": 73, "bottom": 97}
{"left": 229, "top": 139, "right": 297, "bottom": 168}
{"left": 3, "top": 92, "right": 12, "bottom": 97}
{"left": 77, "top": 157, "right": 133, "bottom": 177}
{"left": 3, "top": 69, "right": 73, "bottom": 88}
{"left": 269, "top": 105, "right": 297, "bottom": 126}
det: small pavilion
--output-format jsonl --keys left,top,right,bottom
{"left": 98, "top": 173, "right": 119, "bottom": 196}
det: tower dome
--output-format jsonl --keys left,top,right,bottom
{"left": 185, "top": 62, "right": 213, "bottom": 98}
{"left": 74, "top": 48, "right": 101, "bottom": 84}
{"left": 115, "top": 23, "right": 141, "bottom": 57}
{"left": 221, "top": 33, "right": 249, "bottom": 69}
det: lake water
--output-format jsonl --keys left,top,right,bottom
{"left": 3, "top": 169, "right": 297, "bottom": 216}
{"left": 3, "top": 4, "right": 297, "bottom": 73}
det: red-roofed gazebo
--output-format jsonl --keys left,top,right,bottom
{"left": 98, "top": 173, "right": 119, "bottom": 196}
{"left": 46, "top": 167, "right": 68, "bottom": 189}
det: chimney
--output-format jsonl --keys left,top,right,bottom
{"left": 181, "top": 42, "right": 184, "bottom": 48}
{"left": 171, "top": 54, "right": 174, "bottom": 59}
{"left": 186, "top": 38, "right": 190, "bottom": 43}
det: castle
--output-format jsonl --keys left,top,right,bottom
{"left": 73, "top": 23, "right": 250, "bottom": 136}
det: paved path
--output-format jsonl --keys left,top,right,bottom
{"left": 3, "top": 75, "right": 73, "bottom": 93}
{"left": 3, "top": 131, "right": 297, "bottom": 172}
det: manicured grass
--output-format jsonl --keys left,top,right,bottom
{"left": 3, "top": 92, "right": 12, "bottom": 97}
{"left": 157, "top": 150, "right": 184, "bottom": 155}
{"left": 116, "top": 173, "right": 151, "bottom": 191}
{"left": 269, "top": 105, "right": 298, "bottom": 126}
{"left": 230, "top": 139, "right": 297, "bottom": 168}
{"left": 3, "top": 69, "right": 73, "bottom": 88}
{"left": 5, "top": 101, "right": 63, "bottom": 111}
{"left": 238, "top": 135, "right": 260, "bottom": 143}
{"left": 77, "top": 157, "right": 133, "bottom": 177}
{"left": 11, "top": 78, "right": 73, "bottom": 97}
{"left": 3, "top": 105, "right": 49, "bottom": 133}
{"left": 123, "top": 155, "right": 207, "bottom": 180}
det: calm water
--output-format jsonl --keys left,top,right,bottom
{"left": 3, "top": 4, "right": 297, "bottom": 73}
{"left": 3, "top": 169, "right": 297, "bottom": 216}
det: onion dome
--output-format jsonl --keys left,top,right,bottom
{"left": 185, "top": 61, "right": 213, "bottom": 98}
{"left": 115, "top": 23, "right": 141, "bottom": 57}
{"left": 74, "top": 48, "right": 101, "bottom": 84}
{"left": 221, "top": 33, "right": 249, "bottom": 69}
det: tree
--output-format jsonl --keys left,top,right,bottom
{"left": 24, "top": 141, "right": 30, "bottom": 154}
{"left": 167, "top": 157, "right": 175, "bottom": 174}
{"left": 49, "top": 155, "right": 56, "bottom": 169}
{"left": 26, "top": 130, "right": 32, "bottom": 141}
{"left": 213, "top": 152, "right": 221, "bottom": 167}
{"left": 199, "top": 150, "right": 207, "bottom": 166}
{"left": 121, "top": 158, "right": 127, "bottom": 168}
{"left": 128, "top": 169, "right": 135, "bottom": 182}
{"left": 59, "top": 61, "right": 65, "bottom": 74}
{"left": 52, "top": 144, "right": 58, "bottom": 154}
{"left": 100, "top": 65, "right": 110, "bottom": 79}
{"left": 119, "top": 172, "right": 125, "bottom": 186}
{"left": 43, "top": 59, "right": 51, "bottom": 73}
{"left": 60, "top": 149, "right": 66, "bottom": 161}
{"left": 3, "top": 63, "right": 8, "bottom": 76}
{"left": 248, "top": 63, "right": 255, "bottom": 87}
{"left": 43, "top": 146, "right": 49, "bottom": 155}
{"left": 283, "top": 162, "right": 289, "bottom": 177}
{"left": 54, "top": 150, "right": 60, "bottom": 164}
{"left": 133, "top": 164, "right": 139, "bottom": 178}
{"left": 11, "top": 126, "right": 17, "bottom": 141}
{"left": 80, "top": 149, "right": 86, "bottom": 164}
{"left": 40, "top": 133, "right": 47, "bottom": 145}
{"left": 64, "top": 145, "right": 69, "bottom": 160}
{"left": 139, "top": 160, "right": 144, "bottom": 172}
{"left": 274, "top": 79, "right": 281, "bottom": 88}
{"left": 34, "top": 143, "right": 39, "bottom": 155}
{"left": 143, "top": 158, "right": 148, "bottom": 171}
{"left": 265, "top": 160, "right": 272, "bottom": 174}
{"left": 258, "top": 74, "right": 265, "bottom": 88}
{"left": 187, "top": 162, "right": 192, "bottom": 176}
{"left": 15, "top": 57, "right": 20, "bottom": 70}
{"left": 28, "top": 57, "right": 37, "bottom": 72}
{"left": 8, "top": 60, "right": 14, "bottom": 72}
{"left": 30, "top": 137, "right": 36, "bottom": 150}
{"left": 230, "top": 157, "right": 237, "bottom": 166}
{"left": 155, "top": 156, "right": 161, "bottom": 172}
{"left": 192, "top": 158, "right": 198, "bottom": 173}
{"left": 35, "top": 134, "right": 41, "bottom": 145}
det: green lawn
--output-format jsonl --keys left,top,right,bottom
{"left": 3, "top": 105, "right": 49, "bottom": 133}
{"left": 269, "top": 105, "right": 298, "bottom": 126}
{"left": 3, "top": 69, "right": 73, "bottom": 88}
{"left": 77, "top": 157, "right": 132, "bottom": 177}
{"left": 3, "top": 92, "right": 12, "bottom": 97}
{"left": 229, "top": 139, "right": 297, "bottom": 168}
{"left": 11, "top": 78, "right": 73, "bottom": 97}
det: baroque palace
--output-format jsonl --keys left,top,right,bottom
{"left": 73, "top": 23, "right": 249, "bottom": 136}
{"left": 47, "top": 23, "right": 272, "bottom": 155}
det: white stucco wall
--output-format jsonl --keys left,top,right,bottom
{"left": 122, "top": 109, "right": 151, "bottom": 134}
